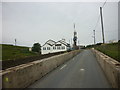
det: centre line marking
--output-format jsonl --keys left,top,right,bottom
{"left": 80, "top": 68, "right": 85, "bottom": 71}
{"left": 60, "top": 64, "right": 67, "bottom": 70}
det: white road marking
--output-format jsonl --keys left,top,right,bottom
{"left": 60, "top": 64, "right": 67, "bottom": 70}
{"left": 80, "top": 68, "right": 85, "bottom": 71}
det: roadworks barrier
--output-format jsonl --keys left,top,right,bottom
{"left": 91, "top": 48, "right": 120, "bottom": 88}
{"left": 1, "top": 50, "right": 80, "bottom": 88}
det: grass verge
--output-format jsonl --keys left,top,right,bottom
{"left": 2, "top": 44, "right": 39, "bottom": 61}
{"left": 95, "top": 42, "right": 119, "bottom": 62}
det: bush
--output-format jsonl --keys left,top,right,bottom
{"left": 32, "top": 43, "right": 41, "bottom": 53}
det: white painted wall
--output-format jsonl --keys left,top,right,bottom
{"left": 41, "top": 44, "right": 52, "bottom": 54}
{"left": 41, "top": 42, "right": 67, "bottom": 55}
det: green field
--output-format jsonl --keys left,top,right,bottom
{"left": 1, "top": 44, "right": 39, "bottom": 61}
{"left": 95, "top": 42, "right": 119, "bottom": 62}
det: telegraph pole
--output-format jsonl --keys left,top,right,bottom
{"left": 69, "top": 39, "right": 70, "bottom": 45}
{"left": 93, "top": 30, "right": 96, "bottom": 45}
{"left": 100, "top": 7, "right": 105, "bottom": 44}
{"left": 71, "top": 38, "right": 72, "bottom": 46}
{"left": 15, "top": 38, "right": 17, "bottom": 46}
{"left": 78, "top": 40, "right": 79, "bottom": 45}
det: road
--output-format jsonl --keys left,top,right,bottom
{"left": 28, "top": 50, "right": 111, "bottom": 88}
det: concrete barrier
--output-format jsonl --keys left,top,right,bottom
{"left": 91, "top": 48, "right": 120, "bottom": 88}
{"left": 1, "top": 50, "right": 80, "bottom": 88}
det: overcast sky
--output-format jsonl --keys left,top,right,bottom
{"left": 1, "top": 0, "right": 119, "bottom": 47}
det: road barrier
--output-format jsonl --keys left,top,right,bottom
{"left": 91, "top": 48, "right": 120, "bottom": 88}
{"left": 2, "top": 51, "right": 66, "bottom": 70}
{"left": 1, "top": 50, "right": 80, "bottom": 88}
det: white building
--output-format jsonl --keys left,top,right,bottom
{"left": 41, "top": 39, "right": 70, "bottom": 54}
{"left": 29, "top": 47, "right": 32, "bottom": 51}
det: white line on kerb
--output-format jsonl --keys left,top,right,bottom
{"left": 60, "top": 64, "right": 67, "bottom": 70}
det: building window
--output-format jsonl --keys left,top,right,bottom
{"left": 53, "top": 47, "right": 56, "bottom": 50}
{"left": 43, "top": 47, "right": 46, "bottom": 50}
{"left": 57, "top": 46, "right": 60, "bottom": 50}
{"left": 62, "top": 46, "right": 65, "bottom": 49}
{"left": 47, "top": 47, "right": 50, "bottom": 50}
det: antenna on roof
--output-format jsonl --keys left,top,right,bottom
{"left": 73, "top": 23, "right": 77, "bottom": 49}
{"left": 74, "top": 23, "right": 75, "bottom": 31}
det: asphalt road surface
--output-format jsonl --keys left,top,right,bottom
{"left": 28, "top": 50, "right": 111, "bottom": 88}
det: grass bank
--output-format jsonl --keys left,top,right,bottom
{"left": 2, "top": 44, "right": 39, "bottom": 61}
{"left": 1, "top": 44, "right": 67, "bottom": 69}
{"left": 95, "top": 42, "right": 119, "bottom": 62}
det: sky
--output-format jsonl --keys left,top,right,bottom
{"left": 118, "top": 1, "right": 120, "bottom": 40}
{"left": 1, "top": 0, "right": 119, "bottom": 47}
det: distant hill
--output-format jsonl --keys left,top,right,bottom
{"left": 1, "top": 44, "right": 39, "bottom": 61}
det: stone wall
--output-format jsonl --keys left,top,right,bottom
{"left": 91, "top": 48, "right": 120, "bottom": 88}
{"left": 1, "top": 50, "right": 80, "bottom": 88}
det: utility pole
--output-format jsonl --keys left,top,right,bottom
{"left": 93, "top": 30, "right": 96, "bottom": 45}
{"left": 100, "top": 7, "right": 105, "bottom": 44}
{"left": 69, "top": 39, "right": 70, "bottom": 45}
{"left": 71, "top": 38, "right": 73, "bottom": 47}
{"left": 15, "top": 38, "right": 16, "bottom": 46}
{"left": 78, "top": 40, "right": 79, "bottom": 45}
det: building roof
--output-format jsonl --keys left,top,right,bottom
{"left": 57, "top": 41, "right": 69, "bottom": 47}
{"left": 42, "top": 39, "right": 70, "bottom": 47}
{"left": 42, "top": 39, "right": 56, "bottom": 47}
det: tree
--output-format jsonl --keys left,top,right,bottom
{"left": 32, "top": 43, "right": 41, "bottom": 53}
{"left": 118, "top": 40, "right": 120, "bottom": 43}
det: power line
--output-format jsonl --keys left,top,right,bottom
{"left": 94, "top": 15, "right": 100, "bottom": 30}
{"left": 102, "top": 0, "right": 107, "bottom": 8}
